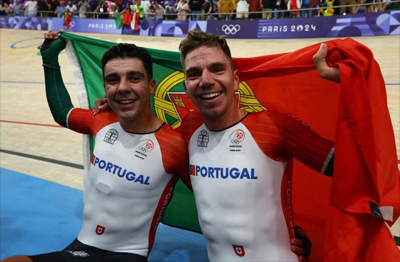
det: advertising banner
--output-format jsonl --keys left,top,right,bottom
{"left": 0, "top": 16, "right": 52, "bottom": 30}
{"left": 1, "top": 11, "right": 398, "bottom": 39}
{"left": 51, "top": 18, "right": 122, "bottom": 34}
{"left": 257, "top": 11, "right": 400, "bottom": 38}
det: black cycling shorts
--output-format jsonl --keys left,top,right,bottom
{"left": 29, "top": 238, "right": 147, "bottom": 262}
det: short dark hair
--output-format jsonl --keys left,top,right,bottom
{"left": 101, "top": 43, "right": 153, "bottom": 81}
{"left": 179, "top": 30, "right": 233, "bottom": 69}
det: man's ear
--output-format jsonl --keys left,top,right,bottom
{"left": 233, "top": 69, "right": 239, "bottom": 92}
{"left": 149, "top": 79, "right": 156, "bottom": 94}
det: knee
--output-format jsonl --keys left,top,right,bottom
{"left": 0, "top": 256, "right": 34, "bottom": 262}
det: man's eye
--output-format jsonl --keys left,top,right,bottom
{"left": 130, "top": 77, "right": 141, "bottom": 81}
{"left": 106, "top": 78, "right": 119, "bottom": 84}
{"left": 213, "top": 67, "right": 223, "bottom": 73}
{"left": 188, "top": 72, "right": 200, "bottom": 78}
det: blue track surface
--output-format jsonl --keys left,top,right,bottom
{"left": 0, "top": 168, "right": 208, "bottom": 261}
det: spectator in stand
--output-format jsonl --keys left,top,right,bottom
{"left": 118, "top": 0, "right": 131, "bottom": 11}
{"left": 0, "top": 1, "right": 10, "bottom": 15}
{"left": 153, "top": 1, "right": 164, "bottom": 19}
{"left": 218, "top": 0, "right": 233, "bottom": 19}
{"left": 121, "top": 3, "right": 133, "bottom": 23}
{"left": 141, "top": 0, "right": 150, "bottom": 18}
{"left": 105, "top": 0, "right": 112, "bottom": 11}
{"left": 47, "top": 0, "right": 58, "bottom": 16}
{"left": 109, "top": 2, "right": 118, "bottom": 17}
{"left": 274, "top": 0, "right": 286, "bottom": 18}
{"left": 132, "top": 0, "right": 144, "bottom": 20}
{"left": 147, "top": 3, "right": 156, "bottom": 18}
{"left": 66, "top": 0, "right": 78, "bottom": 16}
{"left": 248, "top": 0, "right": 260, "bottom": 18}
{"left": 36, "top": 0, "right": 49, "bottom": 16}
{"left": 352, "top": 0, "right": 368, "bottom": 13}
{"left": 260, "top": 0, "right": 274, "bottom": 18}
{"left": 55, "top": 0, "right": 66, "bottom": 17}
{"left": 95, "top": 0, "right": 109, "bottom": 18}
{"left": 203, "top": 0, "right": 216, "bottom": 19}
{"left": 88, "top": 0, "right": 98, "bottom": 17}
{"left": 164, "top": 0, "right": 177, "bottom": 19}
{"left": 177, "top": 0, "right": 189, "bottom": 20}
{"left": 374, "top": 0, "right": 390, "bottom": 12}
{"left": 23, "top": 0, "right": 38, "bottom": 16}
{"left": 189, "top": 0, "right": 203, "bottom": 20}
{"left": 9, "top": 0, "right": 24, "bottom": 15}
{"left": 338, "top": 0, "right": 356, "bottom": 14}
{"left": 287, "top": 0, "right": 300, "bottom": 17}
{"left": 231, "top": 0, "right": 237, "bottom": 19}
{"left": 236, "top": 0, "right": 249, "bottom": 18}
{"left": 300, "top": 0, "right": 314, "bottom": 17}
{"left": 77, "top": 0, "right": 89, "bottom": 17}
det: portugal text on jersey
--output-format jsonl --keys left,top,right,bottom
{"left": 190, "top": 165, "right": 258, "bottom": 180}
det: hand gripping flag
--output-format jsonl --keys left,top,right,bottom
{"left": 59, "top": 32, "right": 400, "bottom": 261}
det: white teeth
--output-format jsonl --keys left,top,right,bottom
{"left": 202, "top": 92, "right": 221, "bottom": 99}
{"left": 119, "top": 100, "right": 134, "bottom": 104}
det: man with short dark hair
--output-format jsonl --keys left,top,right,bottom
{"left": 0, "top": 32, "right": 190, "bottom": 262}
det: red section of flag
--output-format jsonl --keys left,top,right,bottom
{"left": 63, "top": 10, "right": 71, "bottom": 29}
{"left": 91, "top": 154, "right": 96, "bottom": 165}
{"left": 232, "top": 39, "right": 400, "bottom": 261}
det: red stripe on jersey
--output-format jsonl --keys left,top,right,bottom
{"left": 155, "top": 125, "right": 191, "bottom": 189}
{"left": 280, "top": 161, "right": 295, "bottom": 240}
{"left": 147, "top": 175, "right": 179, "bottom": 254}
{"left": 180, "top": 111, "right": 204, "bottom": 146}
{"left": 68, "top": 109, "right": 119, "bottom": 136}
{"left": 243, "top": 111, "right": 334, "bottom": 174}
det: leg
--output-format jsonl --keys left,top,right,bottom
{"left": 1, "top": 256, "right": 35, "bottom": 262}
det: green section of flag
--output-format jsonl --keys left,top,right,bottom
{"left": 60, "top": 32, "right": 202, "bottom": 233}
{"left": 115, "top": 13, "right": 123, "bottom": 29}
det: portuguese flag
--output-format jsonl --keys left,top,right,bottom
{"left": 63, "top": 9, "right": 71, "bottom": 29}
{"left": 59, "top": 32, "right": 400, "bottom": 261}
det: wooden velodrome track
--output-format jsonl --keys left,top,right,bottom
{"left": 0, "top": 28, "right": 399, "bottom": 242}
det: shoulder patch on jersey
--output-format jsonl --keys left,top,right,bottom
{"left": 104, "top": 128, "right": 119, "bottom": 144}
{"left": 197, "top": 130, "right": 209, "bottom": 147}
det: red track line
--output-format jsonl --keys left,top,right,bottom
{"left": 0, "top": 120, "right": 62, "bottom": 128}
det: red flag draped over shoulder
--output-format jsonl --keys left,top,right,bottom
{"left": 233, "top": 38, "right": 400, "bottom": 261}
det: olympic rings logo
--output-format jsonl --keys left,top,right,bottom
{"left": 221, "top": 24, "right": 241, "bottom": 35}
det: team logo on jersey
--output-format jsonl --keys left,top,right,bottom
{"left": 67, "top": 251, "right": 90, "bottom": 257}
{"left": 104, "top": 128, "right": 119, "bottom": 144}
{"left": 197, "top": 130, "right": 209, "bottom": 147}
{"left": 95, "top": 225, "right": 105, "bottom": 235}
{"left": 230, "top": 129, "right": 245, "bottom": 144}
{"left": 232, "top": 245, "right": 246, "bottom": 257}
{"left": 229, "top": 129, "right": 245, "bottom": 152}
{"left": 135, "top": 139, "right": 154, "bottom": 160}
{"left": 138, "top": 139, "right": 154, "bottom": 153}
